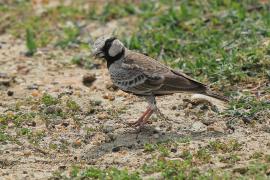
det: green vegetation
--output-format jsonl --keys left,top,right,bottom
{"left": 226, "top": 96, "right": 270, "bottom": 122}
{"left": 52, "top": 167, "right": 141, "bottom": 180}
{"left": 207, "top": 139, "right": 242, "bottom": 153}
{"left": 41, "top": 93, "right": 58, "bottom": 106}
{"left": 25, "top": 28, "right": 37, "bottom": 56}
{"left": 66, "top": 99, "right": 81, "bottom": 112}
{"left": 91, "top": 1, "right": 137, "bottom": 22}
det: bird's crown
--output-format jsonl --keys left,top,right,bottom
{"left": 92, "top": 35, "right": 125, "bottom": 58}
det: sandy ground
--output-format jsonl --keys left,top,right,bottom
{"left": 0, "top": 29, "right": 270, "bottom": 179}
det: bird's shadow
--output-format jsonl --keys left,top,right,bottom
{"left": 81, "top": 125, "right": 226, "bottom": 162}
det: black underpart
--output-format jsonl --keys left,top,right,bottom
{"left": 102, "top": 37, "right": 125, "bottom": 68}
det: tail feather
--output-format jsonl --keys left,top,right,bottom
{"left": 203, "top": 89, "right": 229, "bottom": 102}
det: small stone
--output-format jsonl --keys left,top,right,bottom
{"left": 103, "top": 93, "right": 115, "bottom": 101}
{"left": 154, "top": 126, "right": 161, "bottom": 132}
{"left": 31, "top": 90, "right": 40, "bottom": 97}
{"left": 171, "top": 148, "right": 177, "bottom": 153}
{"left": 207, "top": 125, "right": 225, "bottom": 133}
{"left": 23, "top": 150, "right": 32, "bottom": 156}
{"left": 171, "top": 105, "right": 177, "bottom": 110}
{"left": 191, "top": 94, "right": 228, "bottom": 112}
{"left": 191, "top": 121, "right": 207, "bottom": 132}
{"left": 232, "top": 167, "right": 248, "bottom": 174}
{"left": 27, "top": 84, "right": 39, "bottom": 90}
{"left": 201, "top": 118, "right": 216, "bottom": 126}
{"left": 266, "top": 168, "right": 270, "bottom": 176}
{"left": 105, "top": 81, "right": 118, "bottom": 91}
{"left": 44, "top": 105, "right": 63, "bottom": 116}
{"left": 112, "top": 146, "right": 121, "bottom": 152}
{"left": 82, "top": 73, "right": 96, "bottom": 87}
{"left": 61, "top": 122, "right": 69, "bottom": 127}
{"left": 73, "top": 139, "right": 82, "bottom": 147}
{"left": 26, "top": 121, "right": 36, "bottom": 127}
{"left": 97, "top": 113, "right": 109, "bottom": 120}
{"left": 7, "top": 90, "right": 14, "bottom": 96}
{"left": 0, "top": 73, "right": 11, "bottom": 87}
{"left": 58, "top": 165, "right": 66, "bottom": 170}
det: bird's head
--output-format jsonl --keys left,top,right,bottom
{"left": 92, "top": 36, "right": 125, "bottom": 64}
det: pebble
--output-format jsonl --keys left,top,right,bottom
{"left": 26, "top": 121, "right": 36, "bottom": 127}
{"left": 171, "top": 148, "right": 177, "bottom": 153}
{"left": 105, "top": 81, "right": 118, "bottom": 91}
{"left": 31, "top": 90, "right": 40, "bottom": 97}
{"left": 7, "top": 90, "right": 14, "bottom": 96}
{"left": 201, "top": 118, "right": 216, "bottom": 126}
{"left": 232, "top": 167, "right": 248, "bottom": 174}
{"left": 27, "top": 84, "right": 39, "bottom": 90}
{"left": 23, "top": 150, "right": 32, "bottom": 156}
{"left": 0, "top": 73, "right": 12, "bottom": 87}
{"left": 82, "top": 73, "right": 96, "bottom": 87}
{"left": 207, "top": 125, "right": 225, "bottom": 133}
{"left": 191, "top": 94, "right": 228, "bottom": 112}
{"left": 97, "top": 113, "right": 109, "bottom": 120}
{"left": 112, "top": 146, "right": 121, "bottom": 152}
{"left": 44, "top": 105, "right": 62, "bottom": 115}
{"left": 190, "top": 121, "right": 207, "bottom": 132}
{"left": 171, "top": 105, "right": 177, "bottom": 110}
{"left": 61, "top": 122, "right": 69, "bottom": 127}
{"left": 103, "top": 93, "right": 115, "bottom": 101}
{"left": 73, "top": 139, "right": 82, "bottom": 147}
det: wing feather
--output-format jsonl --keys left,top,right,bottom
{"left": 120, "top": 51, "right": 207, "bottom": 95}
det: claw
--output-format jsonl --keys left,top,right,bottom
{"left": 128, "top": 107, "right": 154, "bottom": 127}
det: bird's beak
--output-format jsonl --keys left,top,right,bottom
{"left": 91, "top": 51, "right": 98, "bottom": 57}
{"left": 91, "top": 50, "right": 104, "bottom": 58}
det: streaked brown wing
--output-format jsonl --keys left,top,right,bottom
{"left": 153, "top": 70, "right": 207, "bottom": 95}
{"left": 122, "top": 51, "right": 207, "bottom": 95}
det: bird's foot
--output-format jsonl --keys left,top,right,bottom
{"left": 128, "top": 108, "right": 154, "bottom": 128}
{"left": 128, "top": 118, "right": 146, "bottom": 127}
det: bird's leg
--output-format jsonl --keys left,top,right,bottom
{"left": 129, "top": 106, "right": 151, "bottom": 126}
{"left": 138, "top": 109, "right": 154, "bottom": 127}
{"left": 136, "top": 96, "right": 157, "bottom": 127}
{"left": 129, "top": 96, "right": 157, "bottom": 127}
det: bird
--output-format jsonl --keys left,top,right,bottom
{"left": 92, "top": 35, "right": 228, "bottom": 127}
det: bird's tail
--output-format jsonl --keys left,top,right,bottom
{"left": 202, "top": 89, "right": 229, "bottom": 102}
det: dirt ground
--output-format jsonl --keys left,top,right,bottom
{"left": 0, "top": 20, "right": 270, "bottom": 179}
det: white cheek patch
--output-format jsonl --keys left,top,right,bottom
{"left": 108, "top": 41, "right": 123, "bottom": 57}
